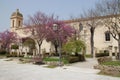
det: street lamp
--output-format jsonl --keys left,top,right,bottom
{"left": 53, "top": 23, "right": 62, "bottom": 66}
{"left": 53, "top": 24, "right": 58, "bottom": 31}
{"left": 79, "top": 23, "right": 83, "bottom": 32}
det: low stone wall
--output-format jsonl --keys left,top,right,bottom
{"left": 44, "top": 61, "right": 64, "bottom": 66}
{"left": 94, "top": 65, "right": 120, "bottom": 76}
{"left": 97, "top": 56, "right": 112, "bottom": 64}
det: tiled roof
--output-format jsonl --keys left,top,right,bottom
{"left": 11, "top": 9, "right": 23, "bottom": 18}
{"left": 64, "top": 14, "right": 120, "bottom": 23}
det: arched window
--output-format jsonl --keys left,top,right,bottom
{"left": 18, "top": 21, "right": 21, "bottom": 26}
{"left": 105, "top": 31, "right": 110, "bottom": 41}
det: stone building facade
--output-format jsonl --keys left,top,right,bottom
{"left": 65, "top": 16, "right": 118, "bottom": 56}
{"left": 10, "top": 9, "right": 51, "bottom": 55}
{"left": 10, "top": 9, "right": 118, "bottom": 56}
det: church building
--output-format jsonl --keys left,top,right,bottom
{"left": 10, "top": 9, "right": 118, "bottom": 56}
{"left": 10, "top": 9, "right": 51, "bottom": 56}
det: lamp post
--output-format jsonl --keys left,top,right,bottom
{"left": 79, "top": 23, "right": 83, "bottom": 32}
{"left": 53, "top": 23, "right": 62, "bottom": 66}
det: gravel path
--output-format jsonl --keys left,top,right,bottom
{"left": 70, "top": 58, "right": 98, "bottom": 69}
{"left": 0, "top": 58, "right": 119, "bottom": 80}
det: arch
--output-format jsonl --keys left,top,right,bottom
{"left": 22, "top": 37, "right": 36, "bottom": 49}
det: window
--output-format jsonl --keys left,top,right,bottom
{"left": 79, "top": 23, "right": 83, "bottom": 32}
{"left": 18, "top": 21, "right": 21, "bottom": 26}
{"left": 12, "top": 20, "right": 14, "bottom": 27}
{"left": 105, "top": 31, "right": 110, "bottom": 41}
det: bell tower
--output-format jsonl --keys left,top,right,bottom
{"left": 10, "top": 9, "right": 23, "bottom": 32}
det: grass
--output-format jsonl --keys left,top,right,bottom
{"left": 99, "top": 61, "right": 120, "bottom": 77}
{"left": 18, "top": 58, "right": 33, "bottom": 64}
{"left": 85, "top": 54, "right": 92, "bottom": 58}
{"left": 44, "top": 57, "right": 59, "bottom": 61}
{"left": 101, "top": 61, "right": 120, "bottom": 66}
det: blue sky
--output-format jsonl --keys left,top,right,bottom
{"left": 0, "top": 0, "right": 99, "bottom": 32}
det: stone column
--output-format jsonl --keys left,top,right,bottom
{"left": 109, "top": 46, "right": 113, "bottom": 57}
{"left": 49, "top": 48, "right": 52, "bottom": 56}
{"left": 33, "top": 49, "right": 36, "bottom": 57}
{"left": 93, "top": 50, "right": 96, "bottom": 58}
{"left": 20, "top": 49, "right": 22, "bottom": 56}
{"left": 17, "top": 49, "right": 19, "bottom": 56}
{"left": 114, "top": 46, "right": 118, "bottom": 59}
{"left": 10, "top": 49, "right": 12, "bottom": 55}
{"left": 24, "top": 49, "right": 27, "bottom": 57}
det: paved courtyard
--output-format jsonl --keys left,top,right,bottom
{"left": 70, "top": 58, "right": 98, "bottom": 69}
{"left": 0, "top": 58, "right": 119, "bottom": 80}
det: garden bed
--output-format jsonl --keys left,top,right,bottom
{"left": 94, "top": 61, "right": 120, "bottom": 77}
{"left": 43, "top": 57, "right": 67, "bottom": 66}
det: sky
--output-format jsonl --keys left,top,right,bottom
{"left": 0, "top": 0, "right": 100, "bottom": 32}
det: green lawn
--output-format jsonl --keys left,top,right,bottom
{"left": 85, "top": 54, "right": 92, "bottom": 58}
{"left": 44, "top": 57, "right": 59, "bottom": 61}
{"left": 101, "top": 61, "right": 120, "bottom": 66}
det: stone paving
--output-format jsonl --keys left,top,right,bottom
{"left": 0, "top": 58, "right": 120, "bottom": 80}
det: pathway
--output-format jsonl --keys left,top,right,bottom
{"left": 70, "top": 58, "right": 98, "bottom": 69}
{"left": 0, "top": 58, "right": 119, "bottom": 80}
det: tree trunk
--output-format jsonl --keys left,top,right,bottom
{"left": 90, "top": 28, "right": 95, "bottom": 57}
{"left": 54, "top": 44, "right": 58, "bottom": 55}
{"left": 38, "top": 44, "right": 41, "bottom": 55}
{"left": 118, "top": 40, "right": 120, "bottom": 60}
{"left": 37, "top": 41, "right": 42, "bottom": 56}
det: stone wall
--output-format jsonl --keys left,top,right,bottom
{"left": 94, "top": 65, "right": 120, "bottom": 76}
{"left": 44, "top": 61, "right": 64, "bottom": 66}
{"left": 97, "top": 56, "right": 112, "bottom": 64}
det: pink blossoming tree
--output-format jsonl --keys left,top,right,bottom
{"left": 25, "top": 12, "right": 53, "bottom": 55}
{"left": 0, "top": 30, "right": 17, "bottom": 53}
{"left": 46, "top": 20, "right": 75, "bottom": 54}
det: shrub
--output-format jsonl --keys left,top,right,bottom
{"left": 43, "top": 53, "right": 50, "bottom": 58}
{"left": 44, "top": 57, "right": 59, "bottom": 62}
{"left": 85, "top": 54, "right": 92, "bottom": 58}
{"left": 27, "top": 52, "right": 33, "bottom": 55}
{"left": 11, "top": 44, "right": 19, "bottom": 49}
{"left": 0, "top": 50, "right": 6, "bottom": 55}
{"left": 78, "top": 54, "right": 85, "bottom": 61}
{"left": 68, "top": 56, "right": 79, "bottom": 63}
{"left": 6, "top": 52, "right": 24, "bottom": 57}
{"left": 63, "top": 40, "right": 86, "bottom": 55}
{"left": 96, "top": 52, "right": 109, "bottom": 57}
{"left": 97, "top": 56, "right": 112, "bottom": 64}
